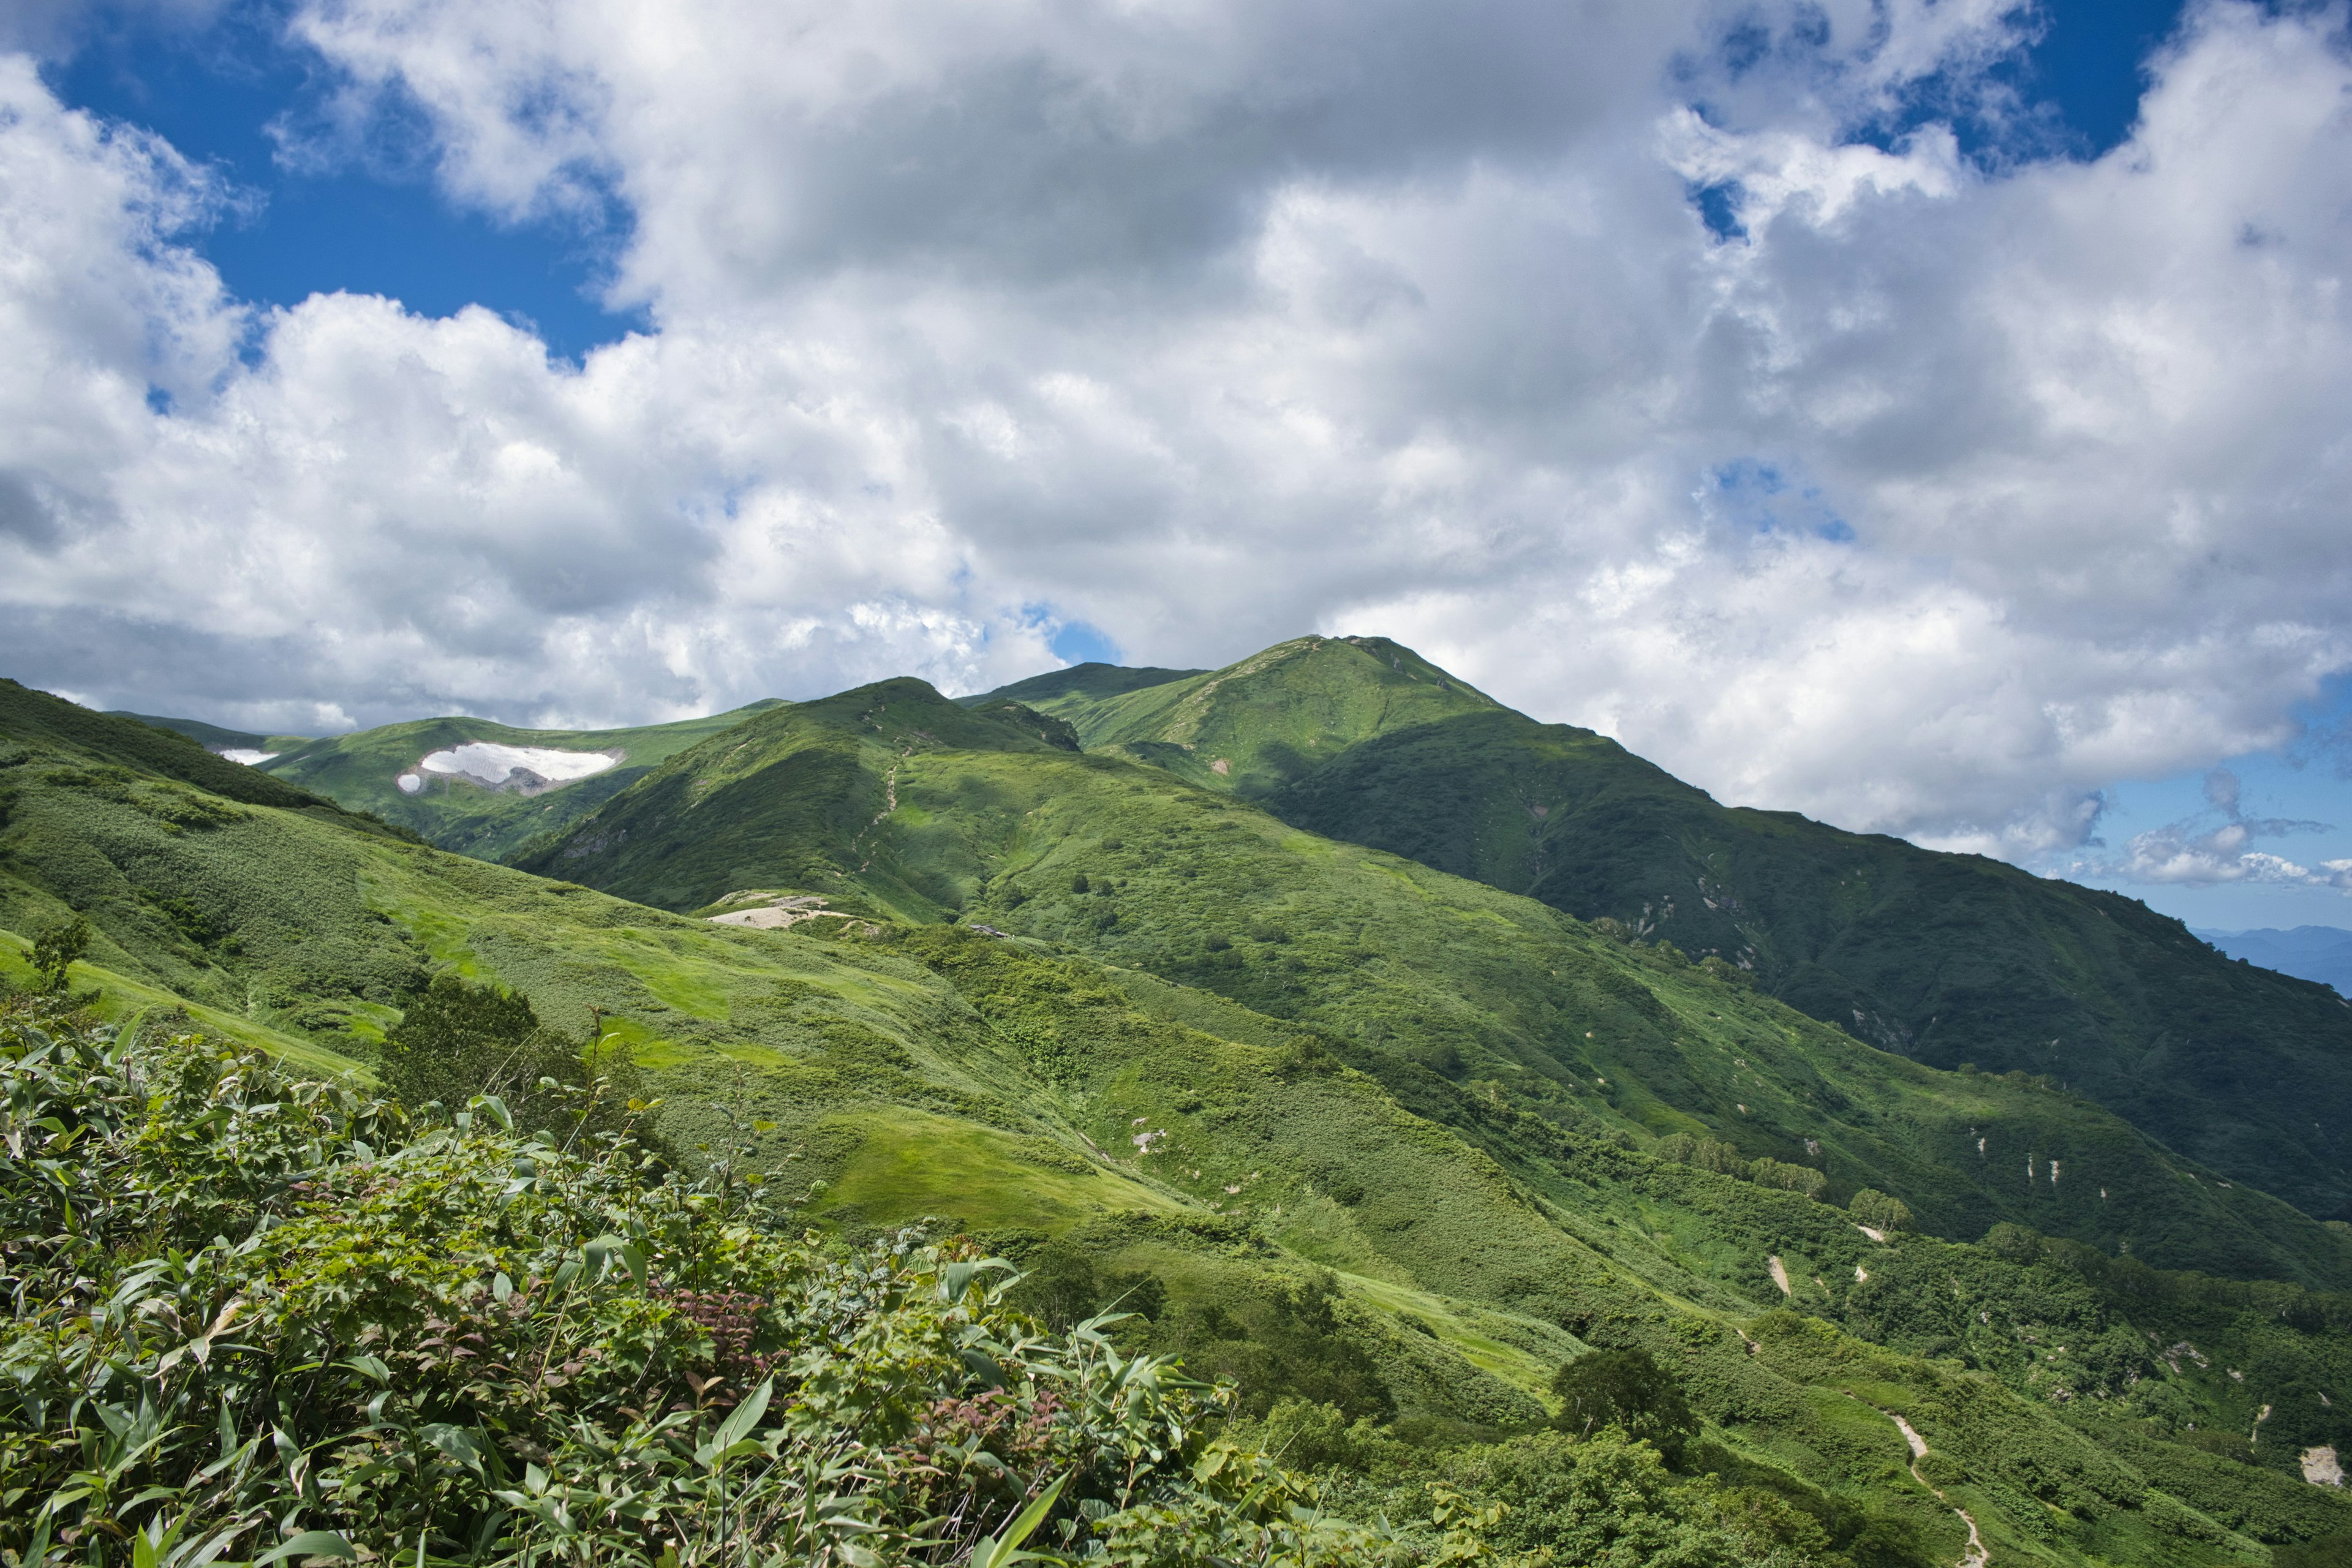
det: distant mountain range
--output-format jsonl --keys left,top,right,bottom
{"left": 2196, "top": 925, "right": 2352, "bottom": 998}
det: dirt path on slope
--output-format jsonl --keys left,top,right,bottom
{"left": 1852, "top": 1397, "right": 1988, "bottom": 1567}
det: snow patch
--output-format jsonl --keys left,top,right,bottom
{"left": 219, "top": 749, "right": 277, "bottom": 766}
{"left": 417, "top": 742, "right": 620, "bottom": 794}
{"left": 396, "top": 774, "right": 423, "bottom": 794}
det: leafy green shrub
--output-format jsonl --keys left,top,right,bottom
{"left": 1165, "top": 1273, "right": 1393, "bottom": 1423}
{"left": 29, "top": 913, "right": 91, "bottom": 993}
{"left": 1548, "top": 1348, "right": 1695, "bottom": 1463}
{"left": 1003, "top": 1241, "right": 1165, "bottom": 1333}
{"left": 1697, "top": 956, "right": 1754, "bottom": 989}
{"left": 1847, "top": 1188, "right": 1913, "bottom": 1232}
{"left": 2274, "top": 1528, "right": 2352, "bottom": 1567}
{"left": 0, "top": 1003, "right": 1378, "bottom": 1567}
{"left": 1439, "top": 1430, "right": 1815, "bottom": 1564}
{"left": 379, "top": 972, "right": 590, "bottom": 1128}
{"left": 1654, "top": 1135, "right": 1826, "bottom": 1200}
{"left": 1750, "top": 1158, "right": 1827, "bottom": 1198}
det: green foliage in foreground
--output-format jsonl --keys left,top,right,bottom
{"left": 0, "top": 1005, "right": 1331, "bottom": 1566}
{"left": 1, "top": 1002, "right": 1900, "bottom": 1567}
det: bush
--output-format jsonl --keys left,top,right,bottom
{"left": 29, "top": 914, "right": 91, "bottom": 993}
{"left": 2275, "top": 1528, "right": 2352, "bottom": 1567}
{"left": 1550, "top": 1347, "right": 1696, "bottom": 1463}
{"left": 379, "top": 971, "right": 590, "bottom": 1129}
{"left": 0, "top": 1002, "right": 1379, "bottom": 1567}
{"left": 1848, "top": 1188, "right": 1914, "bottom": 1232}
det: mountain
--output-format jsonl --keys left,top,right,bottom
{"left": 974, "top": 636, "right": 2352, "bottom": 1225}
{"left": 252, "top": 700, "right": 786, "bottom": 859}
{"left": 109, "top": 710, "right": 311, "bottom": 758}
{"left": 2199, "top": 925, "right": 2352, "bottom": 998}
{"left": 9, "top": 676, "right": 2352, "bottom": 1563}
{"left": 511, "top": 671, "right": 2352, "bottom": 1289}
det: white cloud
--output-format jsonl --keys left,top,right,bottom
{"left": 1, "top": 1, "right": 2350, "bottom": 870}
{"left": 2073, "top": 766, "right": 2348, "bottom": 889}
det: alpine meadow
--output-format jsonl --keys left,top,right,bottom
{"left": 7, "top": 633, "right": 2352, "bottom": 1567}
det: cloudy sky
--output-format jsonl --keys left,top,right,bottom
{"left": 5, "top": 0, "right": 2351, "bottom": 926}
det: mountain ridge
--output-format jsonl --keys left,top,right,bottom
{"left": 967, "top": 639, "right": 2352, "bottom": 1224}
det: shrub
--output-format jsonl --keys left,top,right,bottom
{"left": 1849, "top": 1188, "right": 1915, "bottom": 1232}
{"left": 1550, "top": 1347, "right": 1697, "bottom": 1463}
{"left": 379, "top": 971, "right": 587, "bottom": 1128}
{"left": 29, "top": 914, "right": 91, "bottom": 993}
{"left": 0, "top": 1002, "right": 1378, "bottom": 1567}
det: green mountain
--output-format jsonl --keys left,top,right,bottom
{"left": 108, "top": 710, "right": 311, "bottom": 755}
{"left": 510, "top": 673, "right": 2351, "bottom": 1287}
{"left": 13, "top": 676, "right": 2352, "bottom": 1564}
{"left": 974, "top": 636, "right": 2352, "bottom": 1226}
{"left": 252, "top": 701, "right": 785, "bottom": 859}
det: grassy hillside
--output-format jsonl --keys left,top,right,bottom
{"left": 989, "top": 635, "right": 1498, "bottom": 796}
{"left": 976, "top": 639, "right": 2352, "bottom": 1227}
{"left": 8, "top": 682, "right": 2352, "bottom": 1562}
{"left": 956, "top": 660, "right": 1210, "bottom": 709}
{"left": 108, "top": 710, "right": 309, "bottom": 753}
{"left": 254, "top": 700, "right": 785, "bottom": 858}
{"left": 514, "top": 673, "right": 2352, "bottom": 1292}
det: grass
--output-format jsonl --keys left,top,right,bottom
{"left": 804, "top": 1106, "right": 1190, "bottom": 1234}
{"left": 0, "top": 926, "right": 362, "bottom": 1077}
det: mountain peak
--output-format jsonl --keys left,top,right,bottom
{"left": 967, "top": 632, "right": 1508, "bottom": 797}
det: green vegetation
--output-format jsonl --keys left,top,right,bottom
{"left": 518, "top": 673, "right": 2352, "bottom": 1289}
{"left": 29, "top": 912, "right": 90, "bottom": 992}
{"left": 1550, "top": 1348, "right": 1697, "bottom": 1459}
{"left": 109, "top": 711, "right": 307, "bottom": 753}
{"left": 966, "top": 638, "right": 2352, "bottom": 1227}
{"left": 9, "top": 677, "right": 2352, "bottom": 1561}
{"left": 0, "top": 1004, "right": 1379, "bottom": 1567}
{"left": 258, "top": 701, "right": 786, "bottom": 859}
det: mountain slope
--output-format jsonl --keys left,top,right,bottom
{"left": 254, "top": 700, "right": 785, "bottom": 859}
{"left": 109, "top": 710, "right": 306, "bottom": 755}
{"left": 516, "top": 672, "right": 2352, "bottom": 1290}
{"left": 979, "top": 638, "right": 2352, "bottom": 1224}
{"left": 9, "top": 679, "right": 2352, "bottom": 1562}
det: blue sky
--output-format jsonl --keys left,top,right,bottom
{"left": 7, "top": 0, "right": 2351, "bottom": 935}
{"left": 45, "top": 2, "right": 638, "bottom": 360}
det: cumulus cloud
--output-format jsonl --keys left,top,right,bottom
{"left": 2074, "top": 767, "right": 2352, "bottom": 889}
{"left": 0, "top": 0, "right": 2350, "bottom": 870}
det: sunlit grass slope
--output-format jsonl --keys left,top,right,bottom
{"left": 255, "top": 701, "right": 786, "bottom": 859}
{"left": 8, "top": 680, "right": 2352, "bottom": 1562}
{"left": 988, "top": 635, "right": 1501, "bottom": 797}
{"left": 519, "top": 672, "right": 2352, "bottom": 1290}
{"left": 974, "top": 638, "right": 2352, "bottom": 1227}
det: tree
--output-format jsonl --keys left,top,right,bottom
{"left": 30, "top": 915, "right": 92, "bottom": 993}
{"left": 1849, "top": 1188, "right": 1914, "bottom": 1232}
{"left": 380, "top": 972, "right": 574, "bottom": 1121}
{"left": 1550, "top": 1347, "right": 1695, "bottom": 1463}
